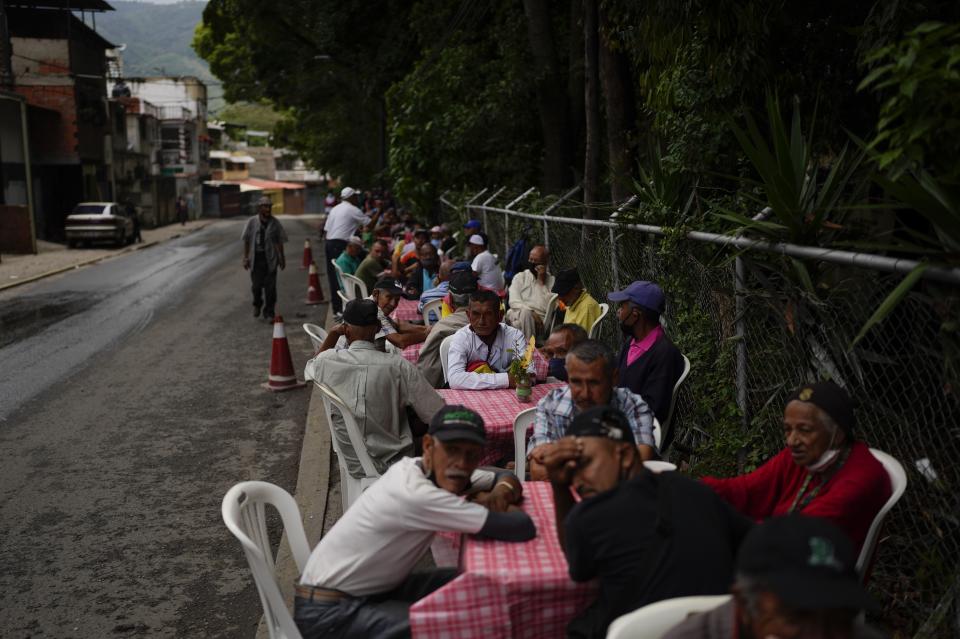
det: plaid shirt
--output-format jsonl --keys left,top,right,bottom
{"left": 527, "top": 386, "right": 656, "bottom": 455}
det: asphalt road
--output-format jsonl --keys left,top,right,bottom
{"left": 0, "top": 218, "right": 327, "bottom": 638}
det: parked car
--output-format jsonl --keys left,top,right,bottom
{"left": 64, "top": 202, "right": 135, "bottom": 248}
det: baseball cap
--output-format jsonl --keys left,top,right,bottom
{"left": 608, "top": 280, "right": 665, "bottom": 314}
{"left": 340, "top": 186, "right": 356, "bottom": 199}
{"left": 566, "top": 406, "right": 636, "bottom": 445}
{"left": 468, "top": 234, "right": 485, "bottom": 246}
{"left": 431, "top": 225, "right": 442, "bottom": 233}
{"left": 552, "top": 268, "right": 581, "bottom": 295}
{"left": 738, "top": 514, "right": 878, "bottom": 612}
{"left": 785, "top": 380, "right": 856, "bottom": 436}
{"left": 341, "top": 299, "right": 379, "bottom": 327}
{"left": 464, "top": 219, "right": 482, "bottom": 230}
{"left": 373, "top": 276, "right": 404, "bottom": 294}
{"left": 451, "top": 261, "right": 472, "bottom": 273}
{"left": 347, "top": 236, "right": 363, "bottom": 247}
{"left": 449, "top": 270, "right": 479, "bottom": 295}
{"left": 256, "top": 196, "right": 272, "bottom": 207}
{"left": 429, "top": 405, "right": 486, "bottom": 445}
{"left": 414, "top": 228, "right": 430, "bottom": 238}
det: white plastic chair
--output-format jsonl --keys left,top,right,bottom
{"left": 512, "top": 407, "right": 537, "bottom": 482}
{"left": 659, "top": 355, "right": 691, "bottom": 451}
{"left": 302, "top": 323, "right": 328, "bottom": 352}
{"left": 652, "top": 416, "right": 662, "bottom": 450}
{"left": 221, "top": 481, "right": 310, "bottom": 639}
{"left": 606, "top": 594, "right": 732, "bottom": 639}
{"left": 314, "top": 382, "right": 381, "bottom": 511}
{"left": 589, "top": 303, "right": 610, "bottom": 339}
{"left": 542, "top": 293, "right": 559, "bottom": 338}
{"left": 336, "top": 290, "right": 350, "bottom": 311}
{"left": 330, "top": 258, "right": 345, "bottom": 292}
{"left": 439, "top": 334, "right": 455, "bottom": 384}
{"left": 423, "top": 298, "right": 443, "bottom": 326}
{"left": 856, "top": 449, "right": 907, "bottom": 580}
{"left": 341, "top": 273, "right": 368, "bottom": 300}
{"left": 643, "top": 460, "right": 677, "bottom": 473}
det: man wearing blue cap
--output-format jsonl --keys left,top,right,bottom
{"left": 608, "top": 280, "right": 685, "bottom": 424}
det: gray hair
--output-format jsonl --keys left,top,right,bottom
{"left": 566, "top": 339, "right": 616, "bottom": 376}
{"left": 450, "top": 291, "right": 471, "bottom": 309}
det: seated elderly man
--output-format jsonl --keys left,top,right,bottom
{"left": 505, "top": 245, "right": 555, "bottom": 340}
{"left": 552, "top": 268, "right": 602, "bottom": 334}
{"left": 404, "top": 241, "right": 441, "bottom": 299}
{"left": 417, "top": 271, "right": 478, "bottom": 388}
{"left": 306, "top": 299, "right": 444, "bottom": 477}
{"left": 370, "top": 276, "right": 430, "bottom": 350}
{"left": 418, "top": 258, "right": 453, "bottom": 320}
{"left": 527, "top": 339, "right": 655, "bottom": 481}
{"left": 608, "top": 280, "right": 685, "bottom": 423}
{"left": 663, "top": 514, "right": 884, "bottom": 639}
{"left": 334, "top": 235, "right": 365, "bottom": 276}
{"left": 296, "top": 405, "right": 535, "bottom": 639}
{"left": 543, "top": 406, "right": 753, "bottom": 638}
{"left": 355, "top": 238, "right": 391, "bottom": 292}
{"left": 447, "top": 289, "right": 534, "bottom": 390}
{"left": 702, "top": 381, "right": 891, "bottom": 554}
{"left": 540, "top": 322, "right": 588, "bottom": 381}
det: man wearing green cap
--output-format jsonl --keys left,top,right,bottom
{"left": 543, "top": 406, "right": 752, "bottom": 638}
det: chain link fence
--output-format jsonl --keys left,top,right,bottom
{"left": 441, "top": 188, "right": 960, "bottom": 639}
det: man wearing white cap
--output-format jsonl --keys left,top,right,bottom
{"left": 468, "top": 232, "right": 504, "bottom": 291}
{"left": 241, "top": 196, "right": 288, "bottom": 321}
{"left": 323, "top": 187, "right": 380, "bottom": 316}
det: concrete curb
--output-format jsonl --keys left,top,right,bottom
{"left": 0, "top": 221, "right": 213, "bottom": 293}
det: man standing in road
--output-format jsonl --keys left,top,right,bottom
{"left": 176, "top": 195, "right": 187, "bottom": 226}
{"left": 323, "top": 187, "right": 380, "bottom": 317}
{"left": 241, "top": 196, "right": 288, "bottom": 322}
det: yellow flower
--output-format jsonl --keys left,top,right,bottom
{"left": 520, "top": 335, "right": 536, "bottom": 368}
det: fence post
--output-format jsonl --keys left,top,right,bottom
{"left": 540, "top": 185, "right": 583, "bottom": 250}
{"left": 504, "top": 187, "right": 536, "bottom": 255}
{"left": 607, "top": 195, "right": 637, "bottom": 291}
{"left": 479, "top": 187, "right": 506, "bottom": 238}
{"left": 734, "top": 255, "right": 749, "bottom": 442}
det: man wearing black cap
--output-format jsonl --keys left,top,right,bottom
{"left": 416, "top": 270, "right": 478, "bottom": 387}
{"left": 607, "top": 280, "right": 685, "bottom": 423}
{"left": 296, "top": 405, "right": 535, "bottom": 639}
{"left": 241, "top": 196, "right": 288, "bottom": 321}
{"left": 552, "top": 268, "right": 602, "bottom": 334}
{"left": 663, "top": 514, "right": 885, "bottom": 639}
{"left": 305, "top": 299, "right": 443, "bottom": 477}
{"left": 370, "top": 276, "right": 430, "bottom": 350}
{"left": 702, "top": 381, "right": 892, "bottom": 554}
{"left": 542, "top": 406, "right": 752, "bottom": 638}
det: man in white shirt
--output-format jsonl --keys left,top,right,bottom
{"left": 323, "top": 186, "right": 380, "bottom": 315}
{"left": 505, "top": 244, "right": 555, "bottom": 341}
{"left": 468, "top": 232, "right": 504, "bottom": 291}
{"left": 295, "top": 405, "right": 536, "bottom": 639}
{"left": 447, "top": 289, "right": 535, "bottom": 390}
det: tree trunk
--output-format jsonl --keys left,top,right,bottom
{"left": 522, "top": 0, "right": 573, "bottom": 193}
{"left": 599, "top": 7, "right": 636, "bottom": 203}
{"left": 582, "top": 0, "right": 600, "bottom": 218}
{"left": 567, "top": 0, "right": 584, "bottom": 186}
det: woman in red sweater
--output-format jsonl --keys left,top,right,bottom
{"left": 702, "top": 381, "right": 891, "bottom": 554}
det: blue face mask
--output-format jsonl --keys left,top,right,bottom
{"left": 548, "top": 357, "right": 567, "bottom": 381}
{"left": 431, "top": 239, "right": 441, "bottom": 249}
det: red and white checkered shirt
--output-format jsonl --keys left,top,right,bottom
{"left": 391, "top": 297, "right": 422, "bottom": 322}
{"left": 410, "top": 482, "right": 598, "bottom": 638}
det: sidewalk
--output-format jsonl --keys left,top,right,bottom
{"left": 0, "top": 220, "right": 215, "bottom": 292}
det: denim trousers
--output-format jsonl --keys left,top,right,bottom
{"left": 294, "top": 569, "right": 458, "bottom": 639}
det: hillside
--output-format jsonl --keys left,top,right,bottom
{"left": 94, "top": 1, "right": 223, "bottom": 109}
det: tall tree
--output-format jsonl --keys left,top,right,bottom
{"left": 599, "top": 6, "right": 635, "bottom": 202}
{"left": 582, "top": 0, "right": 601, "bottom": 215}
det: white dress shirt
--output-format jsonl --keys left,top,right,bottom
{"left": 446, "top": 323, "right": 534, "bottom": 390}
{"left": 324, "top": 201, "right": 371, "bottom": 240}
{"left": 471, "top": 250, "right": 504, "bottom": 290}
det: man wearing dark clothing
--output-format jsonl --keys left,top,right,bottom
{"left": 543, "top": 406, "right": 752, "bottom": 638}
{"left": 608, "top": 280, "right": 685, "bottom": 423}
{"left": 125, "top": 201, "right": 142, "bottom": 243}
{"left": 241, "top": 196, "right": 288, "bottom": 321}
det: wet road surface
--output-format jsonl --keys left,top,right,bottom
{"left": 0, "top": 218, "right": 327, "bottom": 637}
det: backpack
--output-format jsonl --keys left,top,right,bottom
{"left": 503, "top": 225, "right": 533, "bottom": 284}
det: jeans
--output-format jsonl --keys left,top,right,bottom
{"left": 250, "top": 258, "right": 277, "bottom": 318}
{"left": 325, "top": 239, "right": 348, "bottom": 313}
{"left": 294, "top": 569, "right": 457, "bottom": 639}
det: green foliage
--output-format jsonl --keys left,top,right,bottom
{"left": 215, "top": 101, "right": 287, "bottom": 132}
{"left": 859, "top": 22, "right": 960, "bottom": 182}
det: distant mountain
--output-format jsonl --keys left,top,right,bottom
{"left": 94, "top": 1, "right": 222, "bottom": 109}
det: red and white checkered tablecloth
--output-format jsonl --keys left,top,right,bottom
{"left": 391, "top": 297, "right": 422, "bottom": 322}
{"left": 401, "top": 342, "right": 423, "bottom": 363}
{"left": 411, "top": 481, "right": 597, "bottom": 638}
{"left": 438, "top": 382, "right": 564, "bottom": 466}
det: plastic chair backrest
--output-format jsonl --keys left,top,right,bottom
{"left": 660, "top": 355, "right": 691, "bottom": 449}
{"left": 606, "top": 594, "right": 732, "bottom": 639}
{"left": 422, "top": 298, "right": 443, "bottom": 326}
{"left": 336, "top": 290, "right": 350, "bottom": 310}
{"left": 589, "top": 303, "right": 610, "bottom": 339}
{"left": 652, "top": 416, "right": 662, "bottom": 450}
{"left": 302, "top": 323, "right": 328, "bottom": 352}
{"left": 512, "top": 407, "right": 537, "bottom": 481}
{"left": 542, "top": 293, "right": 560, "bottom": 338}
{"left": 439, "top": 335, "right": 455, "bottom": 384}
{"left": 314, "top": 383, "right": 381, "bottom": 510}
{"left": 330, "top": 259, "right": 345, "bottom": 292}
{"left": 341, "top": 273, "right": 368, "bottom": 300}
{"left": 221, "top": 481, "right": 310, "bottom": 639}
{"left": 856, "top": 448, "right": 907, "bottom": 579}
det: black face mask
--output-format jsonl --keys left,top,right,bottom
{"left": 421, "top": 258, "right": 437, "bottom": 270}
{"left": 619, "top": 316, "right": 636, "bottom": 337}
{"left": 548, "top": 357, "right": 567, "bottom": 381}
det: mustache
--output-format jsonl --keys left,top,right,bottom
{"left": 445, "top": 469, "right": 469, "bottom": 480}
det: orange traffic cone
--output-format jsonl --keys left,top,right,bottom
{"left": 305, "top": 261, "right": 325, "bottom": 304}
{"left": 300, "top": 239, "right": 314, "bottom": 270}
{"left": 262, "top": 315, "right": 307, "bottom": 392}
